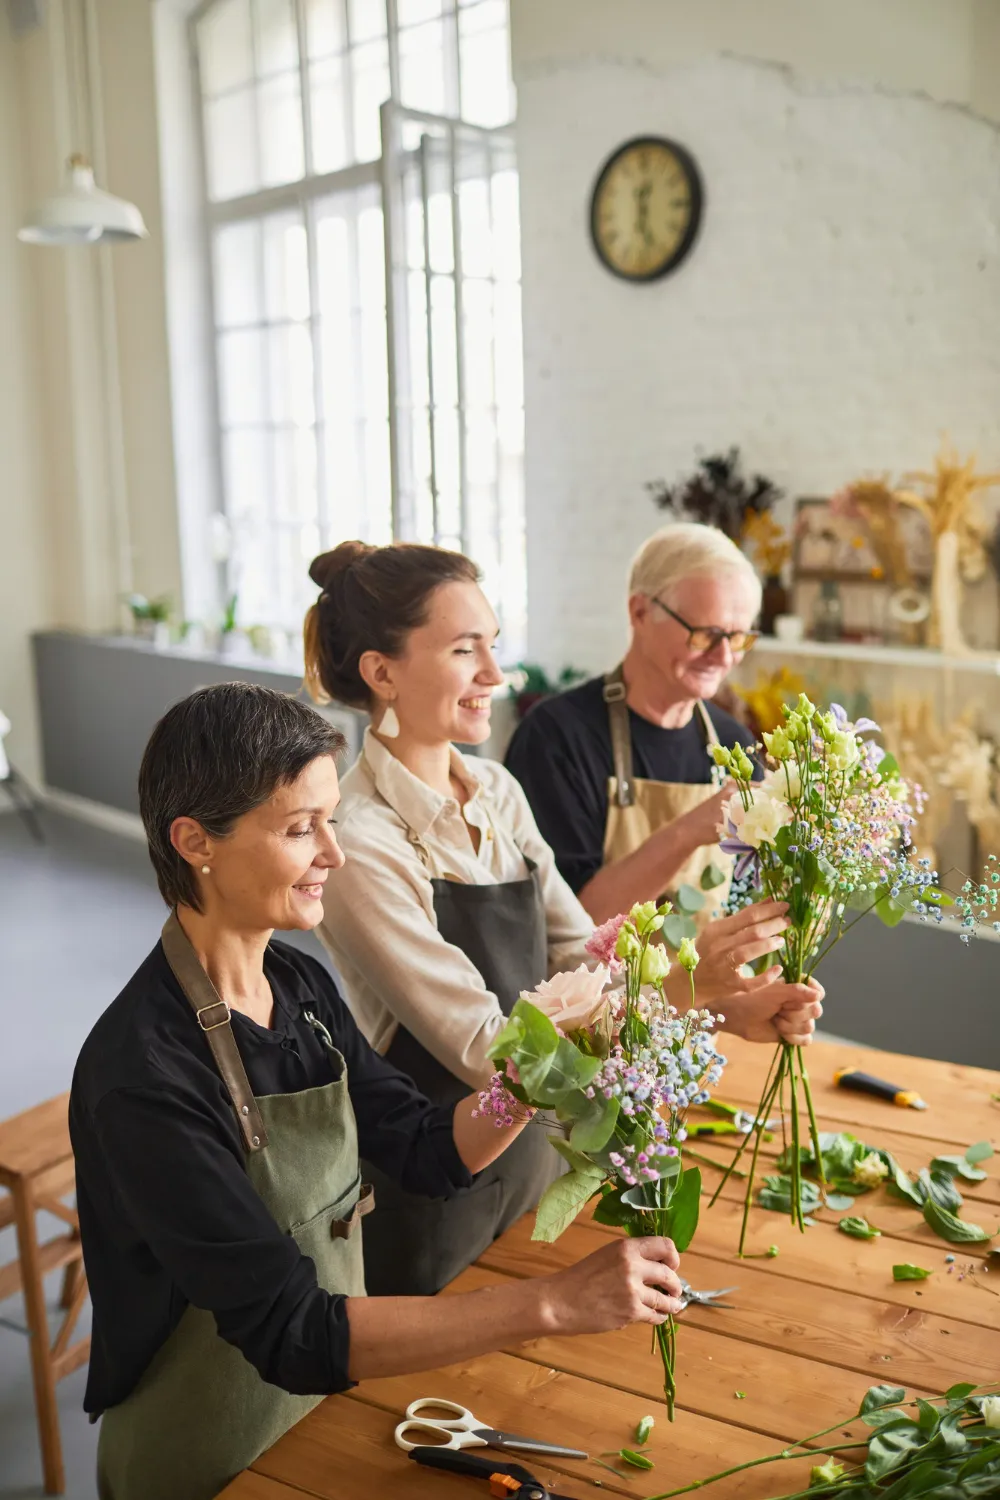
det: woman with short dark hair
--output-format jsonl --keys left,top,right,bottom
{"left": 70, "top": 682, "right": 684, "bottom": 1500}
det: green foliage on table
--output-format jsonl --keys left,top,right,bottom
{"left": 646, "top": 1380, "right": 1000, "bottom": 1500}
{"left": 838, "top": 1216, "right": 880, "bottom": 1240}
{"left": 892, "top": 1263, "right": 931, "bottom": 1281}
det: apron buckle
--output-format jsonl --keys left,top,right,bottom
{"left": 196, "top": 1000, "right": 232, "bottom": 1031}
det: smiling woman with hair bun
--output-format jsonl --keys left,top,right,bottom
{"left": 303, "top": 539, "right": 598, "bottom": 1297}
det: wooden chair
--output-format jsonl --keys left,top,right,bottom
{"left": 0, "top": 1092, "right": 90, "bottom": 1494}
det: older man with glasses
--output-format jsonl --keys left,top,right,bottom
{"left": 505, "top": 522, "right": 762, "bottom": 927}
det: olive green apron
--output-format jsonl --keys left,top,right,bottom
{"left": 97, "top": 914, "right": 372, "bottom": 1500}
{"left": 602, "top": 665, "right": 734, "bottom": 931}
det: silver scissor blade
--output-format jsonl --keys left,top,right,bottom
{"left": 480, "top": 1429, "right": 588, "bottom": 1459}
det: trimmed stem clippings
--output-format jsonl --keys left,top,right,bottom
{"left": 709, "top": 695, "right": 944, "bottom": 1253}
{"left": 476, "top": 903, "right": 726, "bottom": 1419}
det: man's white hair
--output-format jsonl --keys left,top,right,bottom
{"left": 628, "top": 522, "right": 762, "bottom": 608}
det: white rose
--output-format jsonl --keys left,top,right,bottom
{"left": 735, "top": 790, "right": 794, "bottom": 849}
{"left": 982, "top": 1396, "right": 1000, "bottom": 1429}
{"left": 763, "top": 763, "right": 802, "bottom": 802}
{"left": 527, "top": 964, "right": 609, "bottom": 1031}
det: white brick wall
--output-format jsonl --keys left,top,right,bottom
{"left": 517, "top": 54, "right": 1000, "bottom": 671}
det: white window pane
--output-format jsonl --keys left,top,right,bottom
{"left": 204, "top": 90, "right": 259, "bottom": 201}
{"left": 197, "top": 0, "right": 253, "bottom": 96}
{"left": 494, "top": 283, "right": 522, "bottom": 410}
{"left": 457, "top": 177, "right": 491, "bottom": 279}
{"left": 351, "top": 39, "right": 390, "bottom": 162}
{"left": 429, "top": 275, "right": 457, "bottom": 408}
{"left": 458, "top": 6, "right": 512, "bottom": 127}
{"left": 348, "top": 0, "right": 385, "bottom": 42}
{"left": 305, "top": 0, "right": 347, "bottom": 57}
{"left": 398, "top": 0, "right": 442, "bottom": 22}
{"left": 466, "top": 411, "right": 497, "bottom": 486}
{"left": 223, "top": 429, "right": 270, "bottom": 526}
{"left": 258, "top": 74, "right": 305, "bottom": 185}
{"left": 219, "top": 330, "right": 267, "bottom": 424}
{"left": 427, "top": 191, "right": 454, "bottom": 274}
{"left": 268, "top": 324, "right": 316, "bottom": 425}
{"left": 462, "top": 279, "right": 494, "bottom": 408}
{"left": 309, "top": 55, "right": 350, "bottom": 173}
{"left": 213, "top": 222, "right": 263, "bottom": 327}
{"left": 253, "top": 0, "right": 298, "bottom": 76}
{"left": 433, "top": 406, "right": 461, "bottom": 539}
{"left": 274, "top": 429, "right": 318, "bottom": 520}
{"left": 263, "top": 215, "right": 309, "bottom": 321}
{"left": 406, "top": 271, "right": 429, "bottom": 408}
{"left": 399, "top": 18, "right": 448, "bottom": 115}
{"left": 491, "top": 169, "right": 521, "bottom": 281}
{"left": 362, "top": 421, "right": 392, "bottom": 541}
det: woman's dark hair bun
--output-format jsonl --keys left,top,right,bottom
{"left": 303, "top": 540, "right": 480, "bottom": 709}
{"left": 308, "top": 540, "right": 374, "bottom": 592}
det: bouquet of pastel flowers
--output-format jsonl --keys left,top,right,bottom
{"left": 476, "top": 900, "right": 727, "bottom": 1418}
{"left": 710, "top": 694, "right": 941, "bottom": 1250}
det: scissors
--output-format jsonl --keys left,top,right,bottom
{"left": 394, "top": 1398, "right": 588, "bottom": 1460}
{"left": 677, "top": 1278, "right": 739, "bottom": 1310}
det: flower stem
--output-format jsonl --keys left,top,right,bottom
{"left": 738, "top": 1049, "right": 786, "bottom": 1255}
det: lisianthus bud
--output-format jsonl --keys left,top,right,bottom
{"left": 733, "top": 746, "right": 755, "bottom": 780}
{"left": 763, "top": 726, "right": 791, "bottom": 760}
{"left": 639, "top": 942, "right": 671, "bottom": 986}
{"left": 784, "top": 712, "right": 805, "bottom": 743}
{"left": 982, "top": 1396, "right": 1000, "bottom": 1429}
{"left": 796, "top": 693, "right": 816, "bottom": 720}
{"left": 629, "top": 899, "right": 660, "bottom": 934}
{"left": 677, "top": 937, "right": 700, "bottom": 971}
{"left": 615, "top": 925, "right": 641, "bottom": 961}
{"left": 711, "top": 744, "right": 733, "bottom": 768}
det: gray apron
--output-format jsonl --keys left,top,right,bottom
{"left": 97, "top": 914, "right": 372, "bottom": 1500}
{"left": 361, "top": 848, "right": 562, "bottom": 1296}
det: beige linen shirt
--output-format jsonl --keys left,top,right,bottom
{"left": 317, "top": 728, "right": 595, "bottom": 1090}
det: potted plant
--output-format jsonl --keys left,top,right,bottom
{"left": 125, "top": 594, "right": 173, "bottom": 650}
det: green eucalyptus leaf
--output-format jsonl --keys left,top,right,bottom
{"left": 566, "top": 1092, "right": 620, "bottom": 1154}
{"left": 859, "top": 1384, "right": 907, "bottom": 1416}
{"left": 497, "top": 999, "right": 559, "bottom": 1093}
{"left": 875, "top": 890, "right": 910, "bottom": 928}
{"left": 892, "top": 1263, "right": 931, "bottom": 1280}
{"left": 758, "top": 1173, "right": 822, "bottom": 1214}
{"left": 933, "top": 1154, "right": 988, "bottom": 1183}
{"left": 547, "top": 1137, "right": 603, "bottom": 1175}
{"left": 530, "top": 1037, "right": 602, "bottom": 1106}
{"left": 699, "top": 863, "right": 727, "bottom": 890}
{"left": 923, "top": 1198, "right": 991, "bottom": 1244}
{"left": 966, "top": 1141, "right": 995, "bottom": 1166}
{"left": 531, "top": 1168, "right": 604, "bottom": 1242}
{"left": 662, "top": 913, "right": 696, "bottom": 949}
{"left": 675, "top": 883, "right": 706, "bottom": 914}
{"left": 489, "top": 1012, "right": 525, "bottom": 1061}
{"left": 824, "top": 1192, "right": 856, "bottom": 1211}
{"left": 839, "top": 1215, "right": 880, "bottom": 1240}
{"left": 663, "top": 1166, "right": 702, "bottom": 1253}
{"left": 865, "top": 1422, "right": 925, "bottom": 1482}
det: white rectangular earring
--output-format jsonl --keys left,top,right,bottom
{"left": 379, "top": 704, "right": 400, "bottom": 738}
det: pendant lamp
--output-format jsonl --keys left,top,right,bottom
{"left": 18, "top": 154, "right": 147, "bottom": 246}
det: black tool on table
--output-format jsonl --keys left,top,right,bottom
{"left": 833, "top": 1068, "right": 927, "bottom": 1110}
{"left": 408, "top": 1445, "right": 575, "bottom": 1498}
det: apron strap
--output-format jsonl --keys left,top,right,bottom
{"left": 603, "top": 665, "right": 635, "bottom": 808}
{"left": 694, "top": 699, "right": 720, "bottom": 745}
{"left": 161, "top": 912, "right": 269, "bottom": 1154}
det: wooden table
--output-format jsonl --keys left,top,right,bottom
{"left": 221, "top": 1037, "right": 1000, "bottom": 1500}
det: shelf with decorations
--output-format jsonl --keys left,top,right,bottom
{"left": 751, "top": 634, "right": 1000, "bottom": 675}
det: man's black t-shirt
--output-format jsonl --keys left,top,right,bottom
{"left": 504, "top": 675, "right": 758, "bottom": 894}
{"left": 70, "top": 939, "right": 472, "bottom": 1413}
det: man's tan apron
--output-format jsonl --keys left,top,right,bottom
{"left": 97, "top": 914, "right": 372, "bottom": 1500}
{"left": 601, "top": 665, "right": 733, "bottom": 930}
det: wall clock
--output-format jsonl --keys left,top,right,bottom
{"left": 589, "top": 136, "right": 703, "bottom": 282}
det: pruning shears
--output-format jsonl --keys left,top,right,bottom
{"left": 689, "top": 1099, "right": 777, "bottom": 1138}
{"left": 408, "top": 1447, "right": 575, "bottom": 1498}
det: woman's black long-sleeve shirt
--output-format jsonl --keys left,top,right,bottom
{"left": 69, "top": 938, "right": 473, "bottom": 1414}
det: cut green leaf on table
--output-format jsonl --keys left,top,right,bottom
{"left": 635, "top": 1415, "right": 655, "bottom": 1446}
{"left": 966, "top": 1140, "right": 995, "bottom": 1166}
{"left": 922, "top": 1198, "right": 992, "bottom": 1243}
{"left": 839, "top": 1215, "right": 880, "bottom": 1239}
{"left": 893, "top": 1263, "right": 931, "bottom": 1280}
{"left": 619, "top": 1449, "right": 654, "bottom": 1470}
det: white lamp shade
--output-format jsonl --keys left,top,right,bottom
{"left": 18, "top": 157, "right": 147, "bottom": 246}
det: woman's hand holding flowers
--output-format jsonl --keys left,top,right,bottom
{"left": 664, "top": 898, "right": 790, "bottom": 1009}
{"left": 720, "top": 976, "right": 824, "bottom": 1046}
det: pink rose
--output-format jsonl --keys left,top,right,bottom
{"left": 526, "top": 964, "right": 610, "bottom": 1032}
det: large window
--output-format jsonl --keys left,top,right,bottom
{"left": 191, "top": 0, "right": 524, "bottom": 651}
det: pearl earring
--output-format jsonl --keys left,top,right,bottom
{"left": 201, "top": 865, "right": 211, "bottom": 875}
{"left": 379, "top": 704, "right": 400, "bottom": 739}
